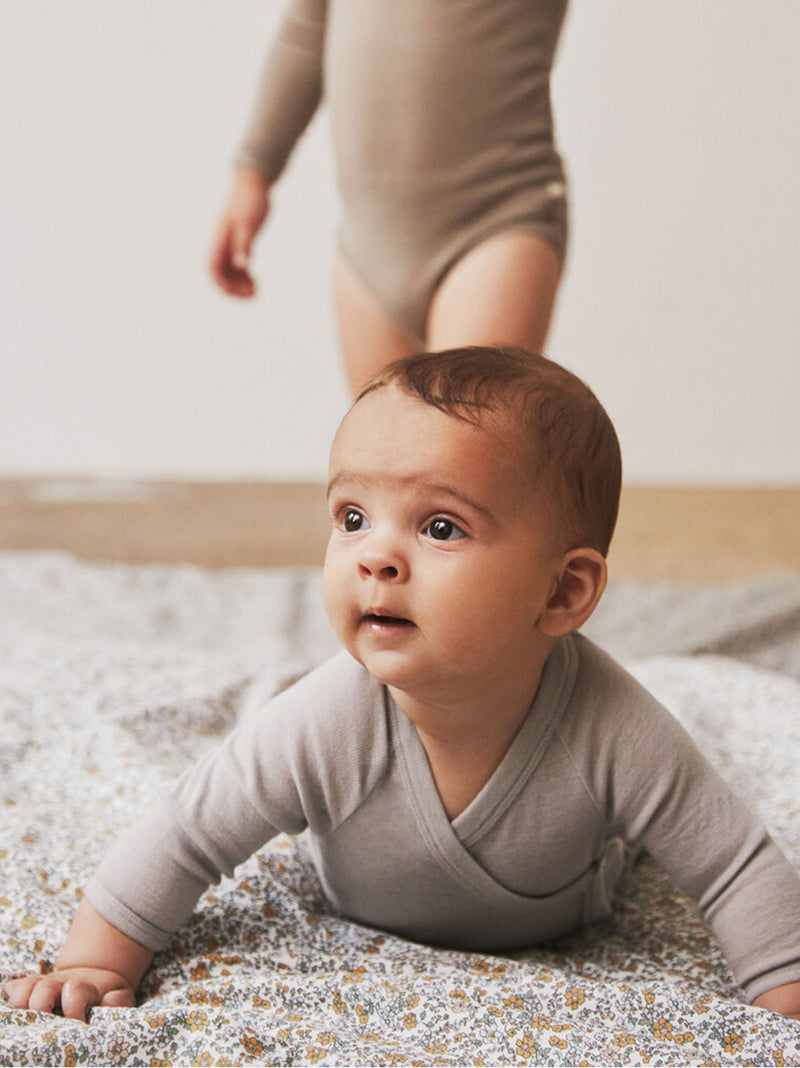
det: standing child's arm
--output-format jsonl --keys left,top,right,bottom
{"left": 209, "top": 0, "right": 326, "bottom": 298}
{"left": 3, "top": 899, "right": 153, "bottom": 1022}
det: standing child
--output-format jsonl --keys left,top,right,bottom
{"left": 6, "top": 346, "right": 800, "bottom": 1022}
{"left": 209, "top": 1, "right": 569, "bottom": 392}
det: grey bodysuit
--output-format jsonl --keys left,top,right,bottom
{"left": 88, "top": 634, "right": 800, "bottom": 1002}
{"left": 236, "top": 0, "right": 569, "bottom": 344}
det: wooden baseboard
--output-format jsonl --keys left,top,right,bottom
{"left": 1, "top": 479, "right": 798, "bottom": 581}
{"left": 609, "top": 486, "right": 800, "bottom": 581}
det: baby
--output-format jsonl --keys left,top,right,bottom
{"left": 6, "top": 346, "right": 800, "bottom": 1022}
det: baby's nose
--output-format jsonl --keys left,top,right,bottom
{"left": 357, "top": 538, "right": 407, "bottom": 581}
{"left": 358, "top": 560, "right": 399, "bottom": 579}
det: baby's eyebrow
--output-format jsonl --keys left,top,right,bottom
{"left": 327, "top": 471, "right": 497, "bottom": 525}
{"left": 422, "top": 481, "right": 498, "bottom": 525}
{"left": 326, "top": 471, "right": 368, "bottom": 500}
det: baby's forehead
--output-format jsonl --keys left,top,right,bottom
{"left": 343, "top": 382, "right": 528, "bottom": 441}
{"left": 333, "top": 386, "right": 544, "bottom": 493}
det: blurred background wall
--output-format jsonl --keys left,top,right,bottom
{"left": 1, "top": 1, "right": 798, "bottom": 484}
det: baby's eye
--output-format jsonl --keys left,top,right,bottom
{"left": 424, "top": 517, "right": 466, "bottom": 542}
{"left": 341, "top": 508, "right": 370, "bottom": 533}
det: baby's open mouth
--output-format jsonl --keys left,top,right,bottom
{"left": 362, "top": 612, "right": 415, "bottom": 627}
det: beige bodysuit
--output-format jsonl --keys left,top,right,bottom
{"left": 236, "top": 0, "right": 569, "bottom": 344}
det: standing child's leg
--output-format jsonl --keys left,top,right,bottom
{"left": 333, "top": 256, "right": 417, "bottom": 395}
{"left": 426, "top": 231, "right": 562, "bottom": 355}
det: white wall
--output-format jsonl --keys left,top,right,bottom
{"left": 1, "top": 1, "right": 798, "bottom": 484}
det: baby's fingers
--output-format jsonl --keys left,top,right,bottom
{"left": 3, "top": 970, "right": 134, "bottom": 1021}
{"left": 23, "top": 977, "right": 77, "bottom": 1015}
{"left": 59, "top": 978, "right": 104, "bottom": 1021}
{"left": 100, "top": 987, "right": 136, "bottom": 1009}
{"left": 3, "top": 974, "right": 42, "bottom": 1009}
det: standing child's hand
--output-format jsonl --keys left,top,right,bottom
{"left": 209, "top": 165, "right": 271, "bottom": 297}
{"left": 3, "top": 967, "right": 136, "bottom": 1022}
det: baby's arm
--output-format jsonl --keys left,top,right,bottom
{"left": 584, "top": 644, "right": 800, "bottom": 1010}
{"left": 3, "top": 899, "right": 153, "bottom": 1022}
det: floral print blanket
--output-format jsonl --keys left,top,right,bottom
{"left": 2, "top": 552, "right": 800, "bottom": 1067}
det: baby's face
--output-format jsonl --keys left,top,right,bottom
{"left": 322, "top": 385, "right": 566, "bottom": 708}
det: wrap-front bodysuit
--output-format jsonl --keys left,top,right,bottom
{"left": 88, "top": 634, "right": 800, "bottom": 1002}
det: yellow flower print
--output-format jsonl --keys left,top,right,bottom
{"left": 653, "top": 1017, "right": 673, "bottom": 1042}
{"left": 356, "top": 1004, "right": 369, "bottom": 1024}
{"left": 403, "top": 1012, "right": 417, "bottom": 1029}
{"left": 564, "top": 986, "right": 585, "bottom": 1010}
{"left": 515, "top": 1031, "right": 537, "bottom": 1060}
{"left": 724, "top": 1031, "right": 745, "bottom": 1055}
{"left": 186, "top": 1011, "right": 209, "bottom": 1031}
{"left": 241, "top": 1034, "right": 265, "bottom": 1057}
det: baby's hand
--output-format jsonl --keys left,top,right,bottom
{"left": 753, "top": 980, "right": 800, "bottom": 1020}
{"left": 3, "top": 967, "right": 136, "bottom": 1022}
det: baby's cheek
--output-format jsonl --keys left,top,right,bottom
{"left": 321, "top": 554, "right": 342, "bottom": 623}
{"left": 322, "top": 553, "right": 355, "bottom": 641}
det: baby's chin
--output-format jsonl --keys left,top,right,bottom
{"left": 349, "top": 645, "right": 426, "bottom": 690}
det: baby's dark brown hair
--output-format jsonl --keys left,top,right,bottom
{"left": 357, "top": 346, "right": 622, "bottom": 556}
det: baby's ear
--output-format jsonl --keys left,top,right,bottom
{"left": 538, "top": 548, "right": 607, "bottom": 637}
